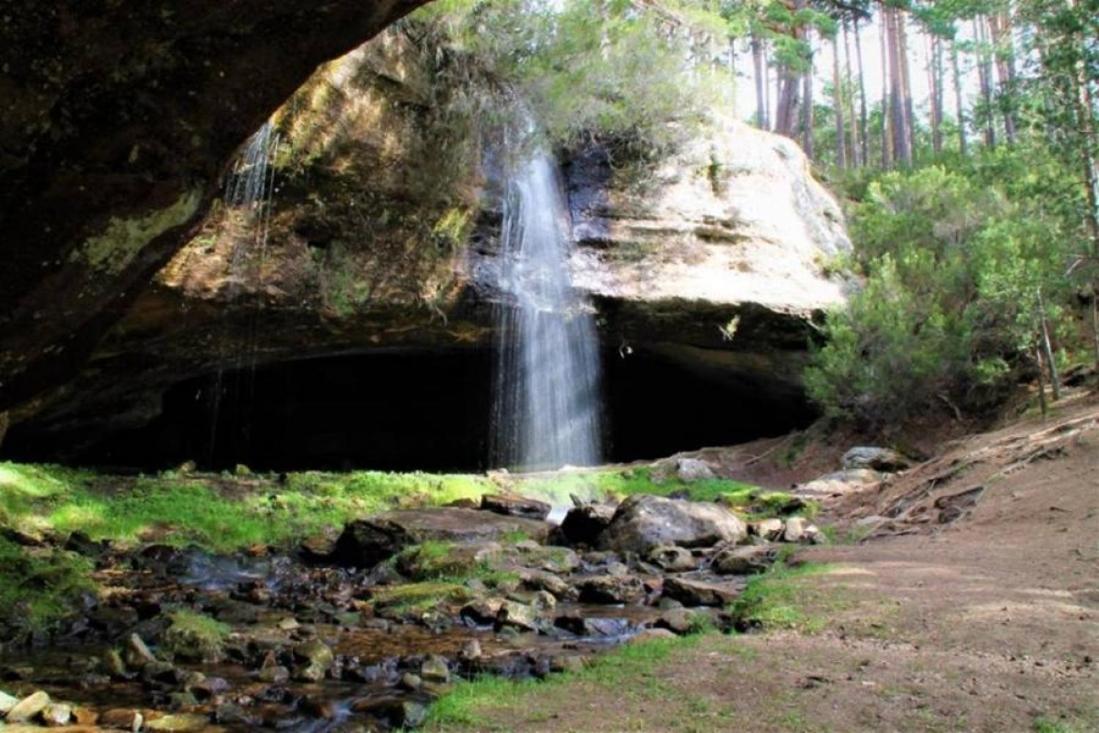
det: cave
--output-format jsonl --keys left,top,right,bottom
{"left": 3, "top": 346, "right": 814, "bottom": 473}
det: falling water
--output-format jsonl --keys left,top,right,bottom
{"left": 206, "top": 122, "right": 280, "bottom": 465}
{"left": 491, "top": 151, "right": 603, "bottom": 471}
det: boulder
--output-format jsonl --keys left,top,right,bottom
{"left": 481, "top": 494, "right": 551, "bottom": 521}
{"left": 99, "top": 708, "right": 144, "bottom": 731}
{"left": 646, "top": 545, "right": 698, "bottom": 572}
{"left": 842, "top": 447, "right": 911, "bottom": 473}
{"left": 5, "top": 691, "right": 50, "bottom": 723}
{"left": 783, "top": 517, "right": 809, "bottom": 543}
{"left": 332, "top": 508, "right": 551, "bottom": 567}
{"left": 41, "top": 702, "right": 73, "bottom": 727}
{"left": 575, "top": 574, "right": 646, "bottom": 605}
{"left": 600, "top": 495, "right": 747, "bottom": 554}
{"left": 420, "top": 655, "right": 450, "bottom": 684}
{"left": 0, "top": 690, "right": 19, "bottom": 714}
{"left": 554, "top": 614, "right": 632, "bottom": 637}
{"left": 711, "top": 545, "right": 776, "bottom": 575}
{"left": 292, "top": 639, "right": 334, "bottom": 682}
{"left": 558, "top": 503, "right": 616, "bottom": 546}
{"left": 654, "top": 608, "right": 710, "bottom": 635}
{"left": 123, "top": 632, "right": 158, "bottom": 668}
{"left": 798, "top": 469, "right": 882, "bottom": 497}
{"left": 351, "top": 698, "right": 427, "bottom": 729}
{"left": 145, "top": 713, "right": 210, "bottom": 732}
{"left": 519, "top": 569, "right": 573, "bottom": 598}
{"left": 675, "top": 458, "right": 716, "bottom": 482}
{"left": 662, "top": 576, "right": 740, "bottom": 607}
{"left": 748, "top": 518, "right": 785, "bottom": 541}
{"left": 497, "top": 601, "right": 540, "bottom": 632}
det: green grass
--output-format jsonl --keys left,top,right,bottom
{"left": 728, "top": 563, "right": 840, "bottom": 633}
{"left": 425, "top": 633, "right": 705, "bottom": 728}
{"left": 370, "top": 581, "right": 476, "bottom": 614}
{"left": 162, "top": 610, "right": 231, "bottom": 661}
{"left": 393, "top": 541, "right": 518, "bottom": 587}
{"left": 0, "top": 535, "right": 94, "bottom": 633}
{"left": 0, "top": 462, "right": 493, "bottom": 553}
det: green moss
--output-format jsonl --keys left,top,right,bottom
{"left": 0, "top": 536, "right": 94, "bottom": 633}
{"left": 431, "top": 206, "right": 473, "bottom": 249}
{"left": 371, "top": 581, "right": 475, "bottom": 614}
{"left": 73, "top": 188, "right": 202, "bottom": 274}
{"left": 162, "top": 610, "right": 231, "bottom": 661}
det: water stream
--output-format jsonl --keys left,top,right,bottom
{"left": 490, "top": 151, "right": 603, "bottom": 471}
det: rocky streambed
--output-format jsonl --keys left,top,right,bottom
{"left": 0, "top": 492, "right": 824, "bottom": 731}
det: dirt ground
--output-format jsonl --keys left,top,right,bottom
{"left": 436, "top": 396, "right": 1099, "bottom": 732}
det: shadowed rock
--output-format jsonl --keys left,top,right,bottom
{"left": 600, "top": 495, "right": 747, "bottom": 554}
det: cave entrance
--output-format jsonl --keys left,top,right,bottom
{"left": 3, "top": 346, "right": 815, "bottom": 472}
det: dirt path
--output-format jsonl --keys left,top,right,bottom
{"left": 431, "top": 400, "right": 1099, "bottom": 732}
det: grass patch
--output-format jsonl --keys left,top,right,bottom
{"left": 1, "top": 462, "right": 493, "bottom": 553}
{"left": 0, "top": 535, "right": 94, "bottom": 634}
{"left": 370, "top": 581, "right": 475, "bottom": 614}
{"left": 162, "top": 610, "right": 231, "bottom": 661}
{"left": 394, "top": 541, "right": 518, "bottom": 587}
{"left": 728, "top": 563, "right": 840, "bottom": 633}
{"left": 426, "top": 633, "right": 705, "bottom": 729}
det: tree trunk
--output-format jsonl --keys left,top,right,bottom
{"left": 1038, "top": 293, "right": 1061, "bottom": 401}
{"left": 843, "top": 16, "right": 859, "bottom": 166}
{"left": 854, "top": 15, "right": 870, "bottom": 167}
{"left": 879, "top": 3, "right": 892, "bottom": 168}
{"left": 988, "top": 10, "right": 1017, "bottom": 144}
{"left": 833, "top": 34, "right": 846, "bottom": 169}
{"left": 898, "top": 11, "right": 917, "bottom": 162}
{"left": 950, "top": 40, "right": 968, "bottom": 155}
{"left": 886, "top": 6, "right": 910, "bottom": 166}
{"left": 803, "top": 63, "right": 815, "bottom": 158}
{"left": 1035, "top": 345, "right": 1048, "bottom": 418}
{"left": 752, "top": 33, "right": 767, "bottom": 129}
{"left": 975, "top": 16, "right": 996, "bottom": 148}
{"left": 928, "top": 34, "right": 943, "bottom": 155}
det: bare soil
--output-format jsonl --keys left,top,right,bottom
{"left": 436, "top": 396, "right": 1099, "bottom": 732}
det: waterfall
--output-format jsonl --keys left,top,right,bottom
{"left": 491, "top": 151, "right": 603, "bottom": 471}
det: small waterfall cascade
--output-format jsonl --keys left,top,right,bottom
{"left": 490, "top": 151, "right": 603, "bottom": 471}
{"left": 206, "top": 121, "right": 280, "bottom": 465}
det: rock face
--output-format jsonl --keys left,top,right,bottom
{"left": 600, "top": 495, "right": 747, "bottom": 554}
{"left": 0, "top": 0, "right": 428, "bottom": 414}
{"left": 3, "top": 28, "right": 851, "bottom": 460}
{"left": 332, "top": 508, "right": 551, "bottom": 567}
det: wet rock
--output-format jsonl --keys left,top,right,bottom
{"left": 676, "top": 458, "right": 716, "bottom": 482}
{"left": 481, "top": 493, "right": 551, "bottom": 521}
{"left": 292, "top": 638, "right": 333, "bottom": 682}
{"left": 190, "top": 675, "right": 229, "bottom": 700}
{"left": 460, "top": 598, "right": 505, "bottom": 626}
{"left": 711, "top": 545, "right": 776, "bottom": 575}
{"left": 600, "top": 495, "right": 747, "bottom": 554}
{"left": 559, "top": 503, "right": 616, "bottom": 546}
{"left": 396, "top": 540, "right": 501, "bottom": 580}
{"left": 655, "top": 608, "right": 709, "bottom": 635}
{"left": 333, "top": 508, "right": 551, "bottom": 567}
{"left": 99, "top": 708, "right": 144, "bottom": 731}
{"left": 646, "top": 545, "right": 697, "bottom": 572}
{"left": 517, "top": 544, "right": 581, "bottom": 574}
{"left": 352, "top": 697, "right": 428, "bottom": 728}
{"left": 459, "top": 640, "right": 482, "bottom": 662}
{"left": 162, "top": 614, "right": 228, "bottom": 663}
{"left": 399, "top": 672, "right": 423, "bottom": 691}
{"left": 842, "top": 446, "right": 911, "bottom": 473}
{"left": 421, "top": 654, "right": 450, "bottom": 684}
{"left": 73, "top": 707, "right": 99, "bottom": 726}
{"left": 146, "top": 713, "right": 210, "bottom": 732}
{"left": 124, "top": 632, "right": 158, "bottom": 668}
{"left": 5, "top": 690, "right": 50, "bottom": 723}
{"left": 748, "top": 518, "right": 785, "bottom": 541}
{"left": 214, "top": 703, "right": 255, "bottom": 726}
{"left": 41, "top": 702, "right": 73, "bottom": 726}
{"left": 530, "top": 590, "right": 557, "bottom": 613}
{"left": 497, "top": 601, "right": 539, "bottom": 632}
{"left": 575, "top": 574, "right": 646, "bottom": 604}
{"left": 103, "top": 648, "right": 129, "bottom": 678}
{"left": 555, "top": 614, "right": 632, "bottom": 637}
{"left": 519, "top": 569, "right": 573, "bottom": 598}
{"left": 142, "top": 660, "right": 181, "bottom": 686}
{"left": 662, "top": 576, "right": 740, "bottom": 607}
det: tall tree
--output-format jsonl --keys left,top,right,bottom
{"left": 853, "top": 14, "right": 870, "bottom": 166}
{"left": 950, "top": 40, "right": 968, "bottom": 155}
{"left": 833, "top": 29, "right": 847, "bottom": 168}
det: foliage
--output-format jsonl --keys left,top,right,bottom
{"left": 412, "top": 0, "right": 736, "bottom": 160}
{"left": 807, "top": 147, "right": 1081, "bottom": 427}
{"left": 0, "top": 536, "right": 93, "bottom": 635}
